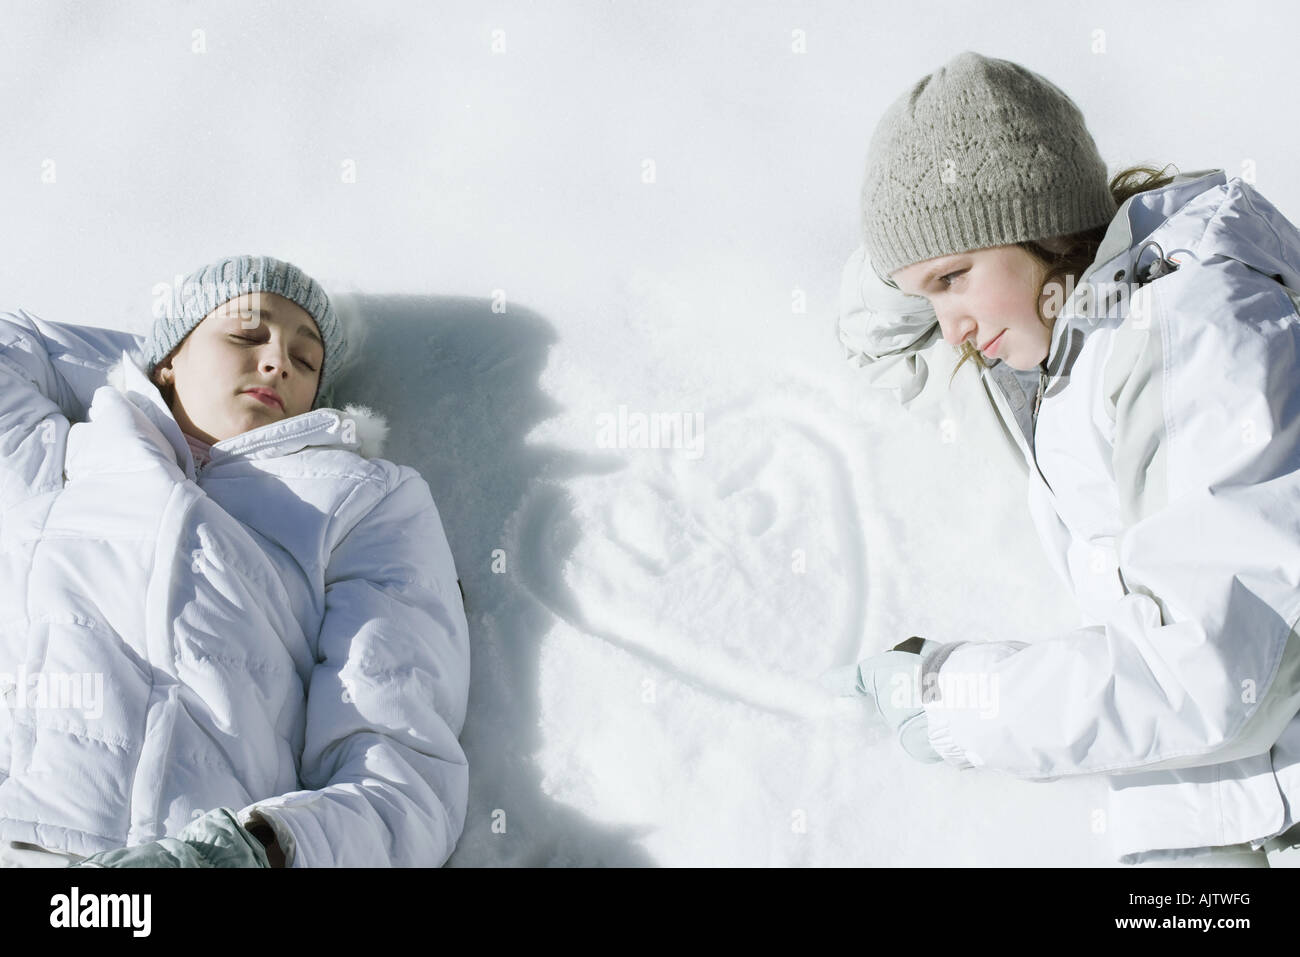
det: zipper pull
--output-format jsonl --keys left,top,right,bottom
{"left": 1032, "top": 368, "right": 1047, "bottom": 423}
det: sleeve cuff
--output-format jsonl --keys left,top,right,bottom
{"left": 919, "top": 641, "right": 982, "bottom": 770}
{"left": 237, "top": 805, "right": 300, "bottom": 868}
{"left": 923, "top": 699, "right": 979, "bottom": 769}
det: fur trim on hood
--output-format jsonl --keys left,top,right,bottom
{"left": 104, "top": 349, "right": 389, "bottom": 459}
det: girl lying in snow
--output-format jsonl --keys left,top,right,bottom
{"left": 0, "top": 254, "right": 470, "bottom": 867}
{"left": 827, "top": 51, "right": 1300, "bottom": 868}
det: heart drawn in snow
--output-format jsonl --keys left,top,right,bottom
{"left": 517, "top": 396, "right": 867, "bottom": 717}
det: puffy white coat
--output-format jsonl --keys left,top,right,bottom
{"left": 0, "top": 312, "right": 470, "bottom": 867}
{"left": 840, "top": 168, "right": 1300, "bottom": 863}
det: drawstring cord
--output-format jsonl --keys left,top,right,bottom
{"left": 1132, "top": 239, "right": 1180, "bottom": 284}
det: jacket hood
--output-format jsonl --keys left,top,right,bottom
{"left": 1041, "top": 167, "right": 1300, "bottom": 395}
{"left": 838, "top": 168, "right": 1242, "bottom": 410}
{"left": 103, "top": 344, "right": 390, "bottom": 464}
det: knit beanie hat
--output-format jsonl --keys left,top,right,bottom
{"left": 861, "top": 51, "right": 1118, "bottom": 280}
{"left": 145, "top": 254, "right": 344, "bottom": 410}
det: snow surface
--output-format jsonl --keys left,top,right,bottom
{"left": 4, "top": 0, "right": 1299, "bottom": 866}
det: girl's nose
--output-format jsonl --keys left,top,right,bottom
{"left": 937, "top": 312, "right": 974, "bottom": 348}
{"left": 260, "top": 346, "right": 292, "bottom": 375}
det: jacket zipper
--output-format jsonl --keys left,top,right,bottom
{"left": 1028, "top": 365, "right": 1053, "bottom": 494}
{"left": 983, "top": 364, "right": 1054, "bottom": 496}
{"left": 1032, "top": 366, "right": 1047, "bottom": 430}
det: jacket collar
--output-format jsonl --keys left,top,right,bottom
{"left": 1045, "top": 167, "right": 1228, "bottom": 372}
{"left": 104, "top": 347, "right": 389, "bottom": 478}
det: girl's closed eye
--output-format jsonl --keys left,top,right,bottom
{"left": 229, "top": 334, "right": 317, "bottom": 371}
{"left": 939, "top": 269, "right": 967, "bottom": 288}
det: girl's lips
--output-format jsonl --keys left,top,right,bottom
{"left": 982, "top": 330, "right": 1006, "bottom": 357}
{"left": 244, "top": 390, "right": 283, "bottom": 410}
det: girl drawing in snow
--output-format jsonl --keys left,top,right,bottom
{"left": 829, "top": 51, "right": 1300, "bottom": 868}
{"left": 0, "top": 254, "right": 470, "bottom": 867}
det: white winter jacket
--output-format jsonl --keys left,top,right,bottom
{"left": 840, "top": 168, "right": 1300, "bottom": 863}
{"left": 0, "top": 312, "right": 470, "bottom": 867}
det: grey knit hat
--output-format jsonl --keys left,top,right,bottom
{"left": 145, "top": 254, "right": 344, "bottom": 410}
{"left": 862, "top": 51, "right": 1118, "bottom": 280}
